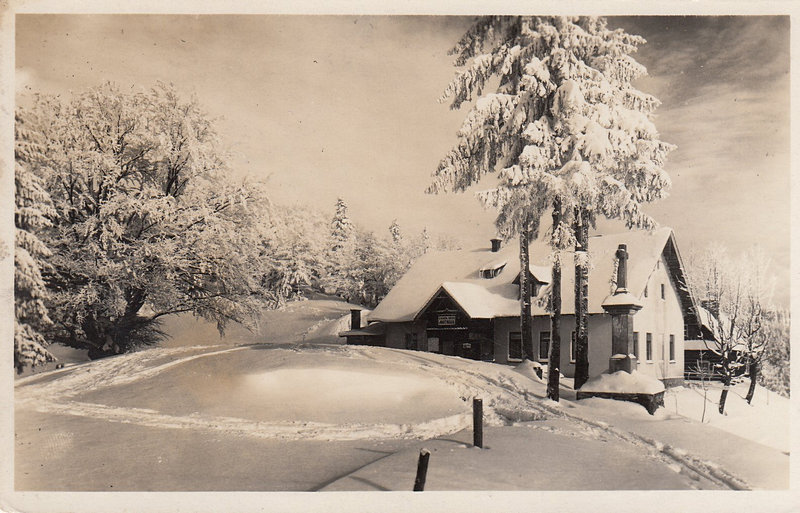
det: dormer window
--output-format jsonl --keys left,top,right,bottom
{"left": 479, "top": 260, "right": 506, "bottom": 279}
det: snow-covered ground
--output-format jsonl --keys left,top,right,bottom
{"left": 662, "top": 381, "right": 790, "bottom": 453}
{"left": 14, "top": 295, "right": 359, "bottom": 378}
{"left": 16, "top": 345, "right": 789, "bottom": 492}
{"left": 13, "top": 300, "right": 790, "bottom": 492}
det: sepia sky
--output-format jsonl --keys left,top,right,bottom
{"left": 15, "top": 14, "right": 791, "bottom": 305}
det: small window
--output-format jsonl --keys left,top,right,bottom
{"left": 539, "top": 331, "right": 550, "bottom": 362}
{"left": 479, "top": 262, "right": 506, "bottom": 279}
{"left": 633, "top": 331, "right": 639, "bottom": 358}
{"left": 684, "top": 323, "right": 689, "bottom": 340}
{"left": 669, "top": 334, "right": 675, "bottom": 361}
{"left": 661, "top": 283, "right": 666, "bottom": 300}
{"left": 509, "top": 332, "right": 522, "bottom": 361}
{"left": 646, "top": 333, "right": 653, "bottom": 361}
{"left": 570, "top": 331, "right": 576, "bottom": 363}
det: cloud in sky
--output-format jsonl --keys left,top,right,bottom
{"left": 14, "top": 14, "right": 791, "bottom": 304}
{"left": 608, "top": 16, "right": 789, "bottom": 303}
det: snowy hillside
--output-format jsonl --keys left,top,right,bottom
{"left": 14, "top": 297, "right": 361, "bottom": 378}
{"left": 16, "top": 329, "right": 788, "bottom": 492}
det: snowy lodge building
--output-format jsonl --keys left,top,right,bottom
{"left": 340, "top": 227, "right": 703, "bottom": 387}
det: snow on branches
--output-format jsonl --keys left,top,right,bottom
{"left": 430, "top": 16, "right": 674, "bottom": 240}
{"left": 14, "top": 161, "right": 56, "bottom": 373}
{"left": 15, "top": 82, "right": 285, "bottom": 356}
{"left": 685, "top": 245, "right": 779, "bottom": 409}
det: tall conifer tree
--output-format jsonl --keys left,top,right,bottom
{"left": 430, "top": 16, "right": 673, "bottom": 399}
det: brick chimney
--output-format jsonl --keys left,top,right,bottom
{"left": 602, "top": 243, "right": 643, "bottom": 374}
{"left": 615, "top": 244, "right": 629, "bottom": 292}
{"left": 491, "top": 238, "right": 502, "bottom": 252}
{"left": 350, "top": 309, "right": 361, "bottom": 330}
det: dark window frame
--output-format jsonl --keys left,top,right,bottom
{"left": 669, "top": 334, "right": 675, "bottom": 361}
{"left": 570, "top": 330, "right": 576, "bottom": 363}
{"left": 646, "top": 332, "right": 653, "bottom": 361}
{"left": 538, "top": 331, "right": 551, "bottom": 362}
{"left": 508, "top": 332, "right": 522, "bottom": 361}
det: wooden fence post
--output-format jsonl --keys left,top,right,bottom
{"left": 413, "top": 449, "right": 430, "bottom": 491}
{"left": 473, "top": 398, "right": 483, "bottom": 448}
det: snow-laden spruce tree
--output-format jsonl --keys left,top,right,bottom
{"left": 14, "top": 114, "right": 57, "bottom": 373}
{"left": 330, "top": 198, "right": 355, "bottom": 253}
{"left": 430, "top": 16, "right": 673, "bottom": 399}
{"left": 14, "top": 164, "right": 55, "bottom": 373}
{"left": 323, "top": 198, "right": 356, "bottom": 298}
{"left": 262, "top": 205, "right": 330, "bottom": 300}
{"left": 389, "top": 219, "right": 402, "bottom": 244}
{"left": 16, "top": 82, "right": 283, "bottom": 358}
{"left": 324, "top": 216, "right": 428, "bottom": 308}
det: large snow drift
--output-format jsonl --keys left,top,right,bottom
{"left": 578, "top": 370, "right": 665, "bottom": 394}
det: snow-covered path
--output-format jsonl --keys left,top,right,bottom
{"left": 15, "top": 342, "right": 789, "bottom": 491}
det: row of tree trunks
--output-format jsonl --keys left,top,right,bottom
{"left": 547, "top": 198, "right": 562, "bottom": 402}
{"left": 574, "top": 207, "right": 590, "bottom": 390}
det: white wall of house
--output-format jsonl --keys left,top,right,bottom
{"left": 385, "top": 253, "right": 684, "bottom": 384}
{"left": 574, "top": 315, "right": 614, "bottom": 378}
{"left": 491, "top": 277, "right": 685, "bottom": 383}
{"left": 492, "top": 317, "right": 517, "bottom": 364}
{"left": 631, "top": 254, "right": 685, "bottom": 382}
{"left": 493, "top": 315, "right": 611, "bottom": 377}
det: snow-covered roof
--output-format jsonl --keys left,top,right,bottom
{"left": 369, "top": 227, "right": 690, "bottom": 323}
{"left": 338, "top": 322, "right": 386, "bottom": 337}
{"left": 479, "top": 258, "right": 507, "bottom": 273}
{"left": 601, "top": 291, "right": 644, "bottom": 309}
{"left": 529, "top": 264, "right": 551, "bottom": 283}
{"left": 440, "top": 281, "right": 524, "bottom": 319}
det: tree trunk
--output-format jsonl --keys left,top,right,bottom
{"left": 519, "top": 225, "right": 533, "bottom": 361}
{"left": 573, "top": 207, "right": 590, "bottom": 390}
{"left": 746, "top": 357, "right": 758, "bottom": 404}
{"left": 718, "top": 359, "right": 731, "bottom": 414}
{"left": 112, "top": 287, "right": 148, "bottom": 352}
{"left": 547, "top": 199, "right": 562, "bottom": 402}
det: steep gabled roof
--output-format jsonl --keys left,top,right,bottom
{"left": 369, "top": 227, "right": 697, "bottom": 324}
{"left": 440, "top": 281, "right": 523, "bottom": 319}
{"left": 550, "top": 227, "right": 674, "bottom": 314}
{"left": 369, "top": 242, "right": 523, "bottom": 322}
